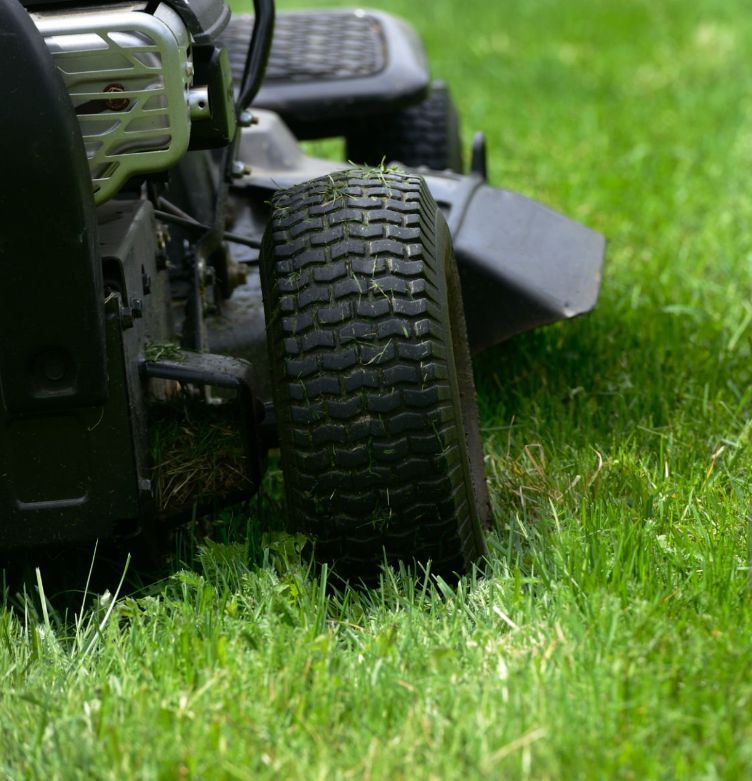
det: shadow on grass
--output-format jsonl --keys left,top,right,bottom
{"left": 0, "top": 498, "right": 277, "bottom": 619}
{"left": 475, "top": 284, "right": 752, "bottom": 457}
{"left": 472, "top": 291, "right": 752, "bottom": 579}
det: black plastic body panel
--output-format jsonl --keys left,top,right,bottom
{"left": 0, "top": 201, "right": 170, "bottom": 548}
{"left": 0, "top": 298, "right": 142, "bottom": 548}
{"left": 0, "top": 0, "right": 107, "bottom": 414}
{"left": 422, "top": 172, "right": 605, "bottom": 350}
{"left": 222, "top": 10, "right": 429, "bottom": 139}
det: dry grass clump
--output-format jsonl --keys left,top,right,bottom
{"left": 148, "top": 398, "right": 253, "bottom": 513}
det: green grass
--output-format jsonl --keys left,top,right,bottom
{"left": 2, "top": 0, "right": 752, "bottom": 777}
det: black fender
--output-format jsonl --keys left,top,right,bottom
{"left": 0, "top": 0, "right": 107, "bottom": 414}
{"left": 423, "top": 171, "right": 605, "bottom": 351}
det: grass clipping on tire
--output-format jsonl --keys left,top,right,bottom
{"left": 149, "top": 399, "right": 252, "bottom": 514}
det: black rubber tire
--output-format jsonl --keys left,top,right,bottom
{"left": 346, "top": 81, "right": 463, "bottom": 173}
{"left": 260, "top": 169, "right": 489, "bottom": 579}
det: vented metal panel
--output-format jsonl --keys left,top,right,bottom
{"left": 34, "top": 4, "right": 193, "bottom": 203}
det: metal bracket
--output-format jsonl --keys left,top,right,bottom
{"left": 142, "top": 351, "right": 264, "bottom": 488}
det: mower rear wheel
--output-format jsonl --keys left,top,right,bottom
{"left": 261, "top": 169, "right": 489, "bottom": 579}
{"left": 346, "top": 81, "right": 463, "bottom": 172}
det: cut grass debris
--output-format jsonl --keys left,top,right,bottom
{"left": 149, "top": 399, "right": 252, "bottom": 513}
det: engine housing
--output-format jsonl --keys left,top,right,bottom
{"left": 32, "top": 2, "right": 196, "bottom": 203}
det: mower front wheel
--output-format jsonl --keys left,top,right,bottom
{"left": 261, "top": 170, "right": 489, "bottom": 579}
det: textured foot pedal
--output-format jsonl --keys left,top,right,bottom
{"left": 221, "top": 9, "right": 429, "bottom": 138}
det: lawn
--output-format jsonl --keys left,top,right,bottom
{"left": 2, "top": 0, "right": 752, "bottom": 778}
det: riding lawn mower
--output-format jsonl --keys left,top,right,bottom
{"left": 0, "top": 0, "right": 605, "bottom": 578}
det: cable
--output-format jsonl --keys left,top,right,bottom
{"left": 153, "top": 206, "right": 261, "bottom": 255}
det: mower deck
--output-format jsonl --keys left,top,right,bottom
{"left": 205, "top": 110, "right": 605, "bottom": 395}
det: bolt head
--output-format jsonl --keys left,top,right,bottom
{"left": 231, "top": 160, "right": 251, "bottom": 178}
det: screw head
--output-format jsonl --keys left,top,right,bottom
{"left": 231, "top": 160, "right": 251, "bottom": 178}
{"left": 42, "top": 352, "right": 67, "bottom": 382}
{"left": 103, "top": 83, "right": 129, "bottom": 112}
